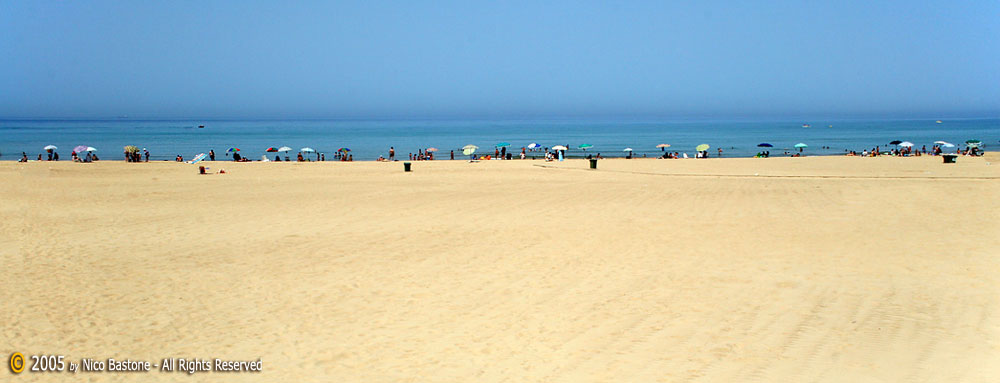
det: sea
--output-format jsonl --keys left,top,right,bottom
{"left": 1, "top": 118, "right": 996, "bottom": 161}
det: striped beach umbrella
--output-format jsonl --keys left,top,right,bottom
{"left": 266, "top": 147, "right": 278, "bottom": 152}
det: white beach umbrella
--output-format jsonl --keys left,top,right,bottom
{"left": 623, "top": 148, "right": 633, "bottom": 152}
{"left": 551, "top": 145, "right": 568, "bottom": 151}
{"left": 933, "top": 141, "right": 948, "bottom": 145}
{"left": 899, "top": 141, "right": 914, "bottom": 147}
{"left": 86, "top": 146, "right": 97, "bottom": 152}
{"left": 941, "top": 143, "right": 955, "bottom": 148}
{"left": 44, "top": 145, "right": 58, "bottom": 151}
{"left": 278, "top": 146, "right": 293, "bottom": 152}
{"left": 300, "top": 147, "right": 316, "bottom": 153}
{"left": 527, "top": 143, "right": 539, "bottom": 149}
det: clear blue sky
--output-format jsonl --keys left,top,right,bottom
{"left": 1, "top": 1, "right": 997, "bottom": 119}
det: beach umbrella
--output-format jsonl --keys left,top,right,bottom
{"left": 656, "top": 143, "right": 671, "bottom": 148}
{"left": 425, "top": 147, "right": 438, "bottom": 152}
{"left": 278, "top": 146, "right": 292, "bottom": 152}
{"left": 966, "top": 139, "right": 981, "bottom": 144}
{"left": 86, "top": 146, "right": 97, "bottom": 152}
{"left": 899, "top": 141, "right": 914, "bottom": 147}
{"left": 934, "top": 141, "right": 949, "bottom": 145}
{"left": 623, "top": 148, "right": 633, "bottom": 152}
{"left": 889, "top": 140, "right": 903, "bottom": 145}
{"left": 527, "top": 143, "right": 539, "bottom": 149}
{"left": 578, "top": 144, "right": 593, "bottom": 150}
{"left": 44, "top": 145, "right": 58, "bottom": 151}
{"left": 123, "top": 145, "right": 140, "bottom": 153}
{"left": 462, "top": 145, "right": 477, "bottom": 156}
{"left": 794, "top": 143, "right": 808, "bottom": 149}
{"left": 941, "top": 143, "right": 955, "bottom": 148}
{"left": 227, "top": 147, "right": 240, "bottom": 153}
{"left": 757, "top": 143, "right": 773, "bottom": 148}
{"left": 551, "top": 145, "right": 568, "bottom": 151}
{"left": 265, "top": 147, "right": 278, "bottom": 152}
{"left": 496, "top": 142, "right": 511, "bottom": 148}
{"left": 73, "top": 145, "right": 88, "bottom": 153}
{"left": 300, "top": 147, "right": 315, "bottom": 153}
{"left": 696, "top": 144, "right": 710, "bottom": 151}
{"left": 338, "top": 147, "right": 351, "bottom": 153}
{"left": 187, "top": 153, "right": 207, "bottom": 164}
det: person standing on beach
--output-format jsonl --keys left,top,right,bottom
{"left": 209, "top": 150, "right": 215, "bottom": 161}
{"left": 53, "top": 151, "right": 59, "bottom": 161}
{"left": 718, "top": 148, "right": 723, "bottom": 157}
{"left": 144, "top": 149, "right": 149, "bottom": 162}
{"left": 389, "top": 147, "right": 395, "bottom": 161}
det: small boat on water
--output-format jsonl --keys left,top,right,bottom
{"left": 802, "top": 124, "right": 811, "bottom": 128}
{"left": 935, "top": 120, "right": 943, "bottom": 124}
{"left": 198, "top": 125, "right": 205, "bottom": 129}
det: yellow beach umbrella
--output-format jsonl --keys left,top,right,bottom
{"left": 696, "top": 144, "right": 710, "bottom": 151}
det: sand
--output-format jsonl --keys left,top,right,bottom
{"left": 3, "top": 154, "right": 999, "bottom": 382}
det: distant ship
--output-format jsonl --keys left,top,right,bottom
{"left": 802, "top": 124, "right": 811, "bottom": 128}
{"left": 935, "top": 120, "right": 943, "bottom": 124}
{"left": 828, "top": 125, "right": 833, "bottom": 128}
{"left": 198, "top": 125, "right": 205, "bottom": 129}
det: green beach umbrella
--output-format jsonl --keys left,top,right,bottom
{"left": 123, "top": 145, "right": 140, "bottom": 153}
{"left": 462, "top": 145, "right": 478, "bottom": 156}
{"left": 794, "top": 143, "right": 808, "bottom": 148}
{"left": 496, "top": 142, "right": 511, "bottom": 147}
{"left": 578, "top": 144, "right": 593, "bottom": 150}
{"left": 696, "top": 144, "right": 710, "bottom": 151}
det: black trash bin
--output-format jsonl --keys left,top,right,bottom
{"left": 589, "top": 158, "right": 598, "bottom": 169}
{"left": 942, "top": 154, "right": 957, "bottom": 164}
{"left": 404, "top": 162, "right": 412, "bottom": 172}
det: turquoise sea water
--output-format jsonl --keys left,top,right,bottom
{"left": 1, "top": 118, "right": 996, "bottom": 161}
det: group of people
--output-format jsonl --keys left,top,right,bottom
{"left": 845, "top": 144, "right": 984, "bottom": 157}
{"left": 124, "top": 149, "right": 149, "bottom": 162}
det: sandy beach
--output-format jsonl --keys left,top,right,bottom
{"left": 3, "top": 154, "right": 999, "bottom": 382}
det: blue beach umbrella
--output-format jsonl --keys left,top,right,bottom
{"left": 757, "top": 143, "right": 773, "bottom": 147}
{"left": 496, "top": 142, "right": 511, "bottom": 148}
{"left": 578, "top": 144, "right": 594, "bottom": 150}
